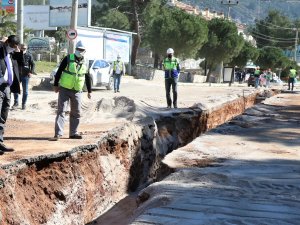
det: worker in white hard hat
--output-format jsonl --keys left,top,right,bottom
{"left": 50, "top": 40, "right": 92, "bottom": 141}
{"left": 112, "top": 54, "right": 125, "bottom": 93}
{"left": 162, "top": 48, "right": 181, "bottom": 108}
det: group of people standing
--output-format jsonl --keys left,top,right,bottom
{"left": 253, "top": 66, "right": 297, "bottom": 91}
{"left": 50, "top": 44, "right": 180, "bottom": 141}
{"left": 253, "top": 67, "right": 273, "bottom": 89}
{"left": 0, "top": 35, "right": 35, "bottom": 154}
{"left": 0, "top": 38, "right": 180, "bottom": 152}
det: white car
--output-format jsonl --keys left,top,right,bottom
{"left": 50, "top": 59, "right": 114, "bottom": 90}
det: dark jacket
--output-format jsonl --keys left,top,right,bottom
{"left": 0, "top": 43, "right": 20, "bottom": 94}
{"left": 20, "top": 52, "right": 35, "bottom": 77}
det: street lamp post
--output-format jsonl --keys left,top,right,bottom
{"left": 221, "top": 0, "right": 239, "bottom": 19}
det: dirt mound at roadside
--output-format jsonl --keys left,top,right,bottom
{"left": 81, "top": 96, "right": 136, "bottom": 123}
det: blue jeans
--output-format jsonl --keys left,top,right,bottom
{"left": 14, "top": 76, "right": 29, "bottom": 105}
{"left": 114, "top": 74, "right": 121, "bottom": 91}
{"left": 255, "top": 77, "right": 260, "bottom": 88}
{"left": 288, "top": 77, "right": 295, "bottom": 91}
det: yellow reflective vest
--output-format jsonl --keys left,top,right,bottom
{"left": 59, "top": 54, "right": 87, "bottom": 91}
{"left": 289, "top": 69, "right": 297, "bottom": 78}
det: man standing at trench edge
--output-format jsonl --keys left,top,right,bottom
{"left": 162, "top": 48, "right": 181, "bottom": 109}
{"left": 0, "top": 35, "right": 21, "bottom": 154}
{"left": 50, "top": 40, "right": 92, "bottom": 141}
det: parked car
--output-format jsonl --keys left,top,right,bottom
{"left": 50, "top": 59, "right": 113, "bottom": 90}
{"left": 247, "top": 74, "right": 256, "bottom": 87}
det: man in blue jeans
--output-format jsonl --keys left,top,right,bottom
{"left": 13, "top": 44, "right": 35, "bottom": 110}
{"left": 254, "top": 66, "right": 261, "bottom": 89}
{"left": 112, "top": 55, "right": 125, "bottom": 93}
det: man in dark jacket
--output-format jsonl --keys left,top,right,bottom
{"left": 0, "top": 35, "right": 21, "bottom": 154}
{"left": 13, "top": 44, "right": 35, "bottom": 110}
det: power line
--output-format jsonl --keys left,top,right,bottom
{"left": 235, "top": 5, "right": 295, "bottom": 30}
{"left": 251, "top": 30, "right": 296, "bottom": 41}
{"left": 251, "top": 33, "right": 296, "bottom": 42}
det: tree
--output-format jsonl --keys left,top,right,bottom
{"left": 197, "top": 18, "right": 244, "bottom": 82}
{"left": 94, "top": 10, "right": 130, "bottom": 30}
{"left": 46, "top": 27, "right": 68, "bottom": 55}
{"left": 145, "top": 7, "right": 208, "bottom": 67}
{"left": 93, "top": 0, "right": 152, "bottom": 66}
{"left": 0, "top": 12, "right": 16, "bottom": 36}
{"left": 254, "top": 46, "right": 291, "bottom": 70}
{"left": 229, "top": 41, "right": 259, "bottom": 68}
{"left": 250, "top": 10, "right": 296, "bottom": 49}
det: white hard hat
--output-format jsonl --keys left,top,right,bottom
{"left": 76, "top": 40, "right": 86, "bottom": 50}
{"left": 167, "top": 48, "right": 174, "bottom": 54}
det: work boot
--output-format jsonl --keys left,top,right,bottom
{"left": 173, "top": 104, "right": 178, "bottom": 109}
{"left": 48, "top": 135, "right": 62, "bottom": 141}
{"left": 0, "top": 143, "right": 14, "bottom": 152}
{"left": 12, "top": 102, "right": 18, "bottom": 109}
{"left": 69, "top": 134, "right": 82, "bottom": 139}
{"left": 22, "top": 104, "right": 26, "bottom": 110}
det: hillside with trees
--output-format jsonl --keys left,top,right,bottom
{"left": 187, "top": 0, "right": 300, "bottom": 24}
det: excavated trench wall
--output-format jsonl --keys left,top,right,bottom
{"left": 0, "top": 90, "right": 275, "bottom": 225}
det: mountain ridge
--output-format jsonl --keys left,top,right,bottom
{"left": 184, "top": 0, "right": 300, "bottom": 24}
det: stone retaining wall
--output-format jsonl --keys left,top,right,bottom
{"left": 132, "top": 65, "right": 207, "bottom": 83}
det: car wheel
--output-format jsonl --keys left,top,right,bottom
{"left": 106, "top": 76, "right": 114, "bottom": 90}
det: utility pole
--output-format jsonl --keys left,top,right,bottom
{"left": 221, "top": 0, "right": 239, "bottom": 19}
{"left": 294, "top": 28, "right": 298, "bottom": 62}
{"left": 17, "top": 0, "right": 24, "bottom": 43}
{"left": 68, "top": 0, "right": 78, "bottom": 54}
{"left": 41, "top": 0, "right": 46, "bottom": 37}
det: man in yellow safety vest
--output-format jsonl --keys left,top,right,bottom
{"left": 162, "top": 48, "right": 181, "bottom": 108}
{"left": 50, "top": 40, "right": 92, "bottom": 141}
{"left": 288, "top": 66, "right": 297, "bottom": 92}
{"left": 112, "top": 55, "right": 125, "bottom": 93}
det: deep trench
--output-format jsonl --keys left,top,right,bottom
{"left": 86, "top": 90, "right": 279, "bottom": 225}
{"left": 0, "top": 89, "right": 279, "bottom": 225}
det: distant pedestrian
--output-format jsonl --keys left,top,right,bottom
{"left": 254, "top": 66, "right": 261, "bottom": 88}
{"left": 112, "top": 55, "right": 125, "bottom": 93}
{"left": 13, "top": 44, "right": 35, "bottom": 110}
{"left": 288, "top": 66, "right": 297, "bottom": 91}
{"left": 236, "top": 70, "right": 242, "bottom": 83}
{"left": 50, "top": 40, "right": 92, "bottom": 141}
{"left": 0, "top": 35, "right": 21, "bottom": 154}
{"left": 265, "top": 68, "right": 272, "bottom": 88}
{"left": 162, "top": 48, "right": 181, "bottom": 108}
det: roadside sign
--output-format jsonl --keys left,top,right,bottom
{"left": 67, "top": 29, "right": 77, "bottom": 40}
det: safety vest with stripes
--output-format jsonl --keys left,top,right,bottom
{"left": 59, "top": 54, "right": 87, "bottom": 91}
